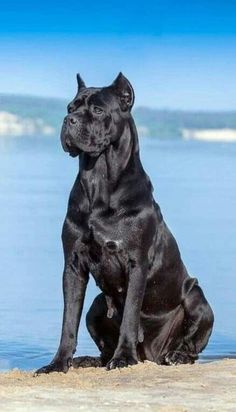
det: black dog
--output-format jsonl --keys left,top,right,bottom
{"left": 36, "top": 73, "right": 214, "bottom": 374}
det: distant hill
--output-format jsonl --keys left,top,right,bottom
{"left": 134, "top": 107, "right": 236, "bottom": 139}
{"left": 0, "top": 94, "right": 65, "bottom": 136}
{"left": 0, "top": 94, "right": 236, "bottom": 141}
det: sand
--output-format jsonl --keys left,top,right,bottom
{"left": 0, "top": 359, "right": 235, "bottom": 411}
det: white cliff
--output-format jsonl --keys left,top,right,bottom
{"left": 0, "top": 111, "right": 55, "bottom": 136}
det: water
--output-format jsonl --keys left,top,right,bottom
{"left": 0, "top": 136, "right": 235, "bottom": 371}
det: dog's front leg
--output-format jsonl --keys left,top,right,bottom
{"left": 106, "top": 265, "right": 146, "bottom": 370}
{"left": 36, "top": 255, "right": 89, "bottom": 375}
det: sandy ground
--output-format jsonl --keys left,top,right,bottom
{"left": 0, "top": 359, "right": 235, "bottom": 411}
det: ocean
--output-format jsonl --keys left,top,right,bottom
{"left": 0, "top": 136, "right": 235, "bottom": 370}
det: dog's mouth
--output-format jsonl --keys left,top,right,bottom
{"left": 66, "top": 146, "right": 103, "bottom": 158}
{"left": 68, "top": 148, "right": 82, "bottom": 157}
{"left": 67, "top": 146, "right": 103, "bottom": 158}
{"left": 61, "top": 131, "right": 108, "bottom": 158}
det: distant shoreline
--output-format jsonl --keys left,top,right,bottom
{"left": 1, "top": 108, "right": 236, "bottom": 143}
{"left": 182, "top": 128, "right": 236, "bottom": 142}
{"left": 0, "top": 111, "right": 55, "bottom": 137}
{"left": 1, "top": 94, "right": 236, "bottom": 141}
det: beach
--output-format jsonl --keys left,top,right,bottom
{"left": 0, "top": 359, "right": 235, "bottom": 411}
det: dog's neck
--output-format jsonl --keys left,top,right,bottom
{"left": 106, "top": 117, "right": 140, "bottom": 183}
{"left": 79, "top": 117, "right": 149, "bottom": 210}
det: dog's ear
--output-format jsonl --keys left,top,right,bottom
{"left": 111, "top": 72, "right": 135, "bottom": 111}
{"left": 76, "top": 73, "right": 86, "bottom": 90}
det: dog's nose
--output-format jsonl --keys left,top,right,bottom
{"left": 63, "top": 116, "right": 77, "bottom": 125}
{"left": 69, "top": 116, "right": 77, "bottom": 125}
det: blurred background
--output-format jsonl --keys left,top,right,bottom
{"left": 0, "top": 0, "right": 235, "bottom": 370}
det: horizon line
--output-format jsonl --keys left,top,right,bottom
{"left": 0, "top": 92, "right": 235, "bottom": 113}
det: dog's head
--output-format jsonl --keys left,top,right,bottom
{"left": 60, "top": 73, "right": 135, "bottom": 157}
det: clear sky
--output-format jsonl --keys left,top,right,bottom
{"left": 0, "top": 0, "right": 236, "bottom": 110}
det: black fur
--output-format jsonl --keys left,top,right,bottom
{"left": 36, "top": 73, "right": 214, "bottom": 374}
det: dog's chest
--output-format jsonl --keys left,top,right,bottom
{"left": 84, "top": 228, "right": 130, "bottom": 295}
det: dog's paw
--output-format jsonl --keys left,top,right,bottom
{"left": 164, "top": 351, "right": 196, "bottom": 366}
{"left": 34, "top": 357, "right": 72, "bottom": 376}
{"left": 73, "top": 356, "right": 102, "bottom": 368}
{"left": 106, "top": 355, "right": 138, "bottom": 370}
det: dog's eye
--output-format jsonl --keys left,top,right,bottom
{"left": 92, "top": 106, "right": 104, "bottom": 115}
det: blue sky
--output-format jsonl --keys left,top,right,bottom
{"left": 0, "top": 0, "right": 236, "bottom": 109}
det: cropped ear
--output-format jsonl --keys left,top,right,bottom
{"left": 111, "top": 72, "right": 135, "bottom": 111}
{"left": 76, "top": 73, "right": 86, "bottom": 90}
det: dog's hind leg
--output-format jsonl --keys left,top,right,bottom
{"left": 164, "top": 277, "right": 214, "bottom": 365}
{"left": 73, "top": 293, "right": 120, "bottom": 368}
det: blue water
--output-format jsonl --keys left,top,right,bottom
{"left": 0, "top": 136, "right": 236, "bottom": 371}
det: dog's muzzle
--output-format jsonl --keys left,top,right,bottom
{"left": 61, "top": 114, "right": 109, "bottom": 158}
{"left": 60, "top": 115, "right": 82, "bottom": 157}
